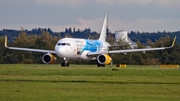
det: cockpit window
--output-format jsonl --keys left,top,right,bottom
{"left": 66, "top": 43, "right": 71, "bottom": 46}
{"left": 57, "top": 43, "right": 71, "bottom": 46}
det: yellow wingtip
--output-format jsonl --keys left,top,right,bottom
{"left": 171, "top": 36, "right": 176, "bottom": 47}
{"left": 5, "top": 36, "right": 8, "bottom": 47}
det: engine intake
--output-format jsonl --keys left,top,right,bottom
{"left": 42, "top": 54, "right": 57, "bottom": 64}
{"left": 97, "top": 54, "right": 112, "bottom": 65}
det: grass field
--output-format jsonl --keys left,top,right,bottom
{"left": 0, "top": 64, "right": 180, "bottom": 101}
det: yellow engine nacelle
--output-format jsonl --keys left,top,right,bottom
{"left": 42, "top": 54, "right": 57, "bottom": 64}
{"left": 97, "top": 54, "right": 112, "bottom": 65}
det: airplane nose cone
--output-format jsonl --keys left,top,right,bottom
{"left": 55, "top": 46, "right": 64, "bottom": 57}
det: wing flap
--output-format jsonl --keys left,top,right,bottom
{"left": 108, "top": 47, "right": 168, "bottom": 54}
{"left": 7, "top": 47, "right": 56, "bottom": 53}
{"left": 87, "top": 51, "right": 108, "bottom": 56}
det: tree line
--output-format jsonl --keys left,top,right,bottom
{"left": 0, "top": 28, "right": 180, "bottom": 65}
{"left": 1, "top": 28, "right": 180, "bottom": 43}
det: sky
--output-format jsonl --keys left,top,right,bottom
{"left": 0, "top": 0, "right": 180, "bottom": 33}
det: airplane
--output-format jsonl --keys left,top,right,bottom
{"left": 5, "top": 13, "right": 176, "bottom": 67}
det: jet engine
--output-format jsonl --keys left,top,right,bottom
{"left": 42, "top": 53, "right": 57, "bottom": 64}
{"left": 97, "top": 54, "right": 112, "bottom": 65}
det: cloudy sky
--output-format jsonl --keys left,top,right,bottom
{"left": 0, "top": 0, "right": 180, "bottom": 33}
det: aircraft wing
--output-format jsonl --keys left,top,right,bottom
{"left": 4, "top": 36, "right": 56, "bottom": 54}
{"left": 88, "top": 36, "right": 176, "bottom": 56}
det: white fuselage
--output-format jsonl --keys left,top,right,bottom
{"left": 55, "top": 38, "right": 110, "bottom": 60}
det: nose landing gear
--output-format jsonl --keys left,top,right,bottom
{"left": 61, "top": 58, "right": 69, "bottom": 67}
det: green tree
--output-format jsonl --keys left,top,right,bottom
{"left": 32, "top": 30, "right": 59, "bottom": 63}
{"left": 153, "top": 35, "right": 177, "bottom": 64}
{"left": 130, "top": 53, "right": 144, "bottom": 65}
{"left": 11, "top": 29, "right": 36, "bottom": 63}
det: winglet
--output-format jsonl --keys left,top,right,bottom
{"left": 5, "top": 36, "right": 8, "bottom": 48}
{"left": 171, "top": 36, "right": 176, "bottom": 47}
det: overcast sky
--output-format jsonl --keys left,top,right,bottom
{"left": 0, "top": 0, "right": 180, "bottom": 33}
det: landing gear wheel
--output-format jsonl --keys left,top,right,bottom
{"left": 97, "top": 61, "right": 105, "bottom": 67}
{"left": 61, "top": 61, "right": 69, "bottom": 67}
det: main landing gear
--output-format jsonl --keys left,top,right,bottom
{"left": 97, "top": 63, "right": 105, "bottom": 67}
{"left": 61, "top": 58, "right": 69, "bottom": 67}
{"left": 97, "top": 61, "right": 105, "bottom": 67}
